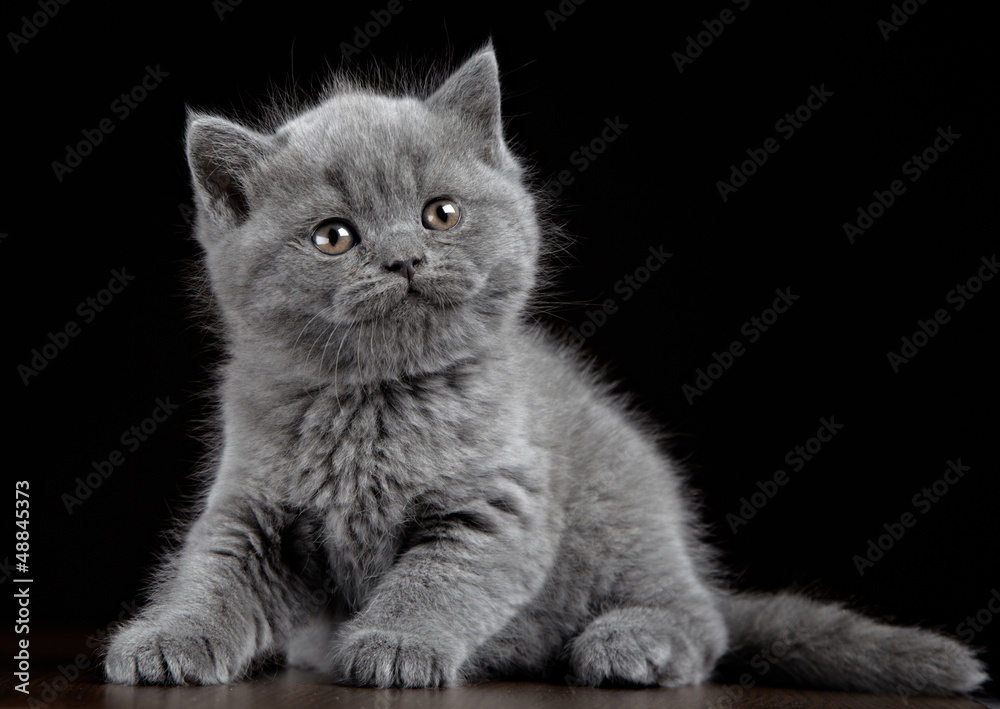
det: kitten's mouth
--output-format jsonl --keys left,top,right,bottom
{"left": 401, "top": 285, "right": 424, "bottom": 305}
{"left": 397, "top": 285, "right": 458, "bottom": 312}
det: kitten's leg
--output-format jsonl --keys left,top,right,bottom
{"left": 104, "top": 492, "right": 315, "bottom": 685}
{"left": 331, "top": 491, "right": 553, "bottom": 688}
{"left": 566, "top": 517, "right": 727, "bottom": 689}
{"left": 567, "top": 598, "right": 727, "bottom": 687}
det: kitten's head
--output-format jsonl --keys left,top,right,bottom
{"left": 186, "top": 46, "right": 541, "bottom": 384}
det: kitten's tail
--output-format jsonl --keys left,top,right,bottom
{"left": 717, "top": 591, "right": 988, "bottom": 695}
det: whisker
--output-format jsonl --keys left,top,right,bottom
{"left": 368, "top": 312, "right": 378, "bottom": 390}
{"left": 332, "top": 322, "right": 355, "bottom": 416}
{"left": 318, "top": 321, "right": 340, "bottom": 373}
{"left": 295, "top": 304, "right": 337, "bottom": 350}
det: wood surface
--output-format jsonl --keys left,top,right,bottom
{"left": 0, "top": 666, "right": 990, "bottom": 709}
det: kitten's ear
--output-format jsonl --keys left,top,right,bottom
{"left": 186, "top": 112, "right": 271, "bottom": 226}
{"left": 427, "top": 45, "right": 511, "bottom": 166}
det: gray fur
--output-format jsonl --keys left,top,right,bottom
{"left": 103, "top": 46, "right": 987, "bottom": 693}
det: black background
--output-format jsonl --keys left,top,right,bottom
{"left": 4, "top": 0, "right": 998, "bottom": 695}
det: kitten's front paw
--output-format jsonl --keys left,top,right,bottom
{"left": 332, "top": 627, "right": 462, "bottom": 688}
{"left": 104, "top": 617, "right": 249, "bottom": 685}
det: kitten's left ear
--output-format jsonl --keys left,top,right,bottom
{"left": 427, "top": 45, "right": 511, "bottom": 167}
{"left": 186, "top": 111, "right": 272, "bottom": 229}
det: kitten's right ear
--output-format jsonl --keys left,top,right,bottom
{"left": 427, "top": 45, "right": 511, "bottom": 167}
{"left": 186, "top": 112, "right": 271, "bottom": 225}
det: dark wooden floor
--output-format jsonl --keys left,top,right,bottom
{"left": 3, "top": 634, "right": 993, "bottom": 708}
{"left": 0, "top": 666, "right": 992, "bottom": 709}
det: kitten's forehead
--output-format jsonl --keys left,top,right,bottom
{"left": 281, "top": 93, "right": 442, "bottom": 160}
{"left": 267, "top": 92, "right": 475, "bottom": 219}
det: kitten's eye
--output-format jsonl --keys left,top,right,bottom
{"left": 311, "top": 219, "right": 358, "bottom": 255}
{"left": 422, "top": 198, "right": 462, "bottom": 231}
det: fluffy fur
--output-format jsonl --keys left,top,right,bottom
{"left": 103, "top": 45, "right": 987, "bottom": 694}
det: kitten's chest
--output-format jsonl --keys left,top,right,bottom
{"left": 280, "top": 379, "right": 482, "bottom": 598}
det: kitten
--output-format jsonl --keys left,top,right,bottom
{"left": 104, "top": 45, "right": 987, "bottom": 693}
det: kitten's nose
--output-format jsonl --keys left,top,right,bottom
{"left": 386, "top": 257, "right": 421, "bottom": 282}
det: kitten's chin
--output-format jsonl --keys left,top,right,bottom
{"left": 398, "top": 289, "right": 431, "bottom": 308}
{"left": 332, "top": 297, "right": 504, "bottom": 382}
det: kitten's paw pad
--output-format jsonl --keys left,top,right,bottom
{"left": 333, "top": 628, "right": 460, "bottom": 688}
{"left": 104, "top": 619, "right": 244, "bottom": 685}
{"left": 568, "top": 618, "right": 703, "bottom": 688}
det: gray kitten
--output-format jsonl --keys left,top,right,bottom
{"left": 104, "top": 46, "right": 986, "bottom": 693}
